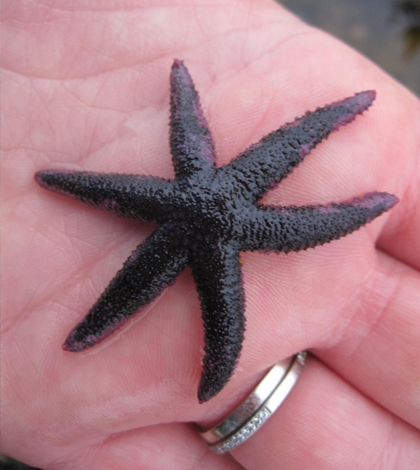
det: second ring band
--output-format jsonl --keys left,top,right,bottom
{"left": 200, "top": 351, "right": 307, "bottom": 453}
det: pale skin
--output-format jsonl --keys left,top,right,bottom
{"left": 1, "top": 0, "right": 420, "bottom": 468}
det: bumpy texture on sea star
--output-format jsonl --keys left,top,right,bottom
{"left": 35, "top": 59, "right": 397, "bottom": 403}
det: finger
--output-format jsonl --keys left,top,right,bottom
{"left": 367, "top": 83, "right": 420, "bottom": 271}
{"left": 227, "top": 358, "right": 420, "bottom": 470}
{"left": 314, "top": 250, "right": 420, "bottom": 430}
{"left": 42, "top": 423, "right": 244, "bottom": 470}
{"left": 377, "top": 172, "right": 420, "bottom": 271}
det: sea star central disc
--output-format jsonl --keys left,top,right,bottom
{"left": 35, "top": 59, "right": 397, "bottom": 403}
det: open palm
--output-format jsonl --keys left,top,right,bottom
{"left": 2, "top": 1, "right": 420, "bottom": 469}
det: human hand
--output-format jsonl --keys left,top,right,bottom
{"left": 2, "top": 1, "right": 420, "bottom": 468}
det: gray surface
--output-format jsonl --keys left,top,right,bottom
{"left": 280, "top": 0, "right": 420, "bottom": 96}
{"left": 0, "top": 456, "right": 40, "bottom": 470}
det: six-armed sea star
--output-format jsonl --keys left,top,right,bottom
{"left": 35, "top": 60, "right": 397, "bottom": 403}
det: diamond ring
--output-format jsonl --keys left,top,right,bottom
{"left": 200, "top": 351, "right": 308, "bottom": 453}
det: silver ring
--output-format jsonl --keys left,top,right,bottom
{"left": 200, "top": 351, "right": 307, "bottom": 454}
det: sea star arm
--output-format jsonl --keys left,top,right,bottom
{"left": 62, "top": 224, "right": 188, "bottom": 352}
{"left": 169, "top": 60, "right": 217, "bottom": 179}
{"left": 240, "top": 192, "right": 398, "bottom": 252}
{"left": 35, "top": 170, "right": 176, "bottom": 222}
{"left": 220, "top": 91, "right": 376, "bottom": 201}
{"left": 191, "top": 241, "right": 246, "bottom": 403}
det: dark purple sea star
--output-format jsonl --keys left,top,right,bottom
{"left": 35, "top": 59, "right": 397, "bottom": 403}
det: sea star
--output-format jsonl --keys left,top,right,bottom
{"left": 35, "top": 59, "right": 397, "bottom": 403}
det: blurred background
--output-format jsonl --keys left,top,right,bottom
{"left": 280, "top": 0, "right": 420, "bottom": 95}
{"left": 2, "top": 0, "right": 419, "bottom": 469}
